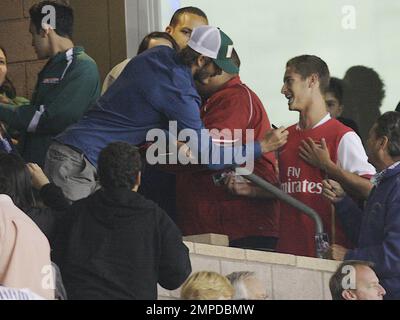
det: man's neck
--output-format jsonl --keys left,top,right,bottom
{"left": 298, "top": 96, "right": 329, "bottom": 130}
{"left": 49, "top": 37, "right": 74, "bottom": 57}
{"left": 379, "top": 156, "right": 400, "bottom": 172}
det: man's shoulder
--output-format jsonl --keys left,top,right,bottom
{"left": 74, "top": 50, "right": 99, "bottom": 71}
{"left": 323, "top": 118, "right": 353, "bottom": 132}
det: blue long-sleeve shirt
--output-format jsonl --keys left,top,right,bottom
{"left": 56, "top": 46, "right": 261, "bottom": 168}
{"left": 336, "top": 163, "right": 400, "bottom": 299}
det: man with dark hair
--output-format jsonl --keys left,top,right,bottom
{"left": 329, "top": 260, "right": 385, "bottom": 300}
{"left": 176, "top": 48, "right": 280, "bottom": 251}
{"left": 165, "top": 6, "right": 208, "bottom": 50}
{"left": 52, "top": 142, "right": 191, "bottom": 300}
{"left": 45, "top": 26, "right": 287, "bottom": 202}
{"left": 0, "top": 0, "right": 100, "bottom": 166}
{"left": 323, "top": 111, "right": 400, "bottom": 299}
{"left": 102, "top": 6, "right": 208, "bottom": 94}
{"left": 325, "top": 77, "right": 359, "bottom": 135}
{"left": 227, "top": 55, "right": 375, "bottom": 257}
{"left": 29, "top": 0, "right": 74, "bottom": 39}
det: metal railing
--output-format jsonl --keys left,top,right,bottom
{"left": 236, "top": 168, "right": 330, "bottom": 259}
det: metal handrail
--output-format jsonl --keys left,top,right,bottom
{"left": 236, "top": 168, "right": 328, "bottom": 258}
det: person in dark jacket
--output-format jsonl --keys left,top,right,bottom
{"left": 52, "top": 142, "right": 192, "bottom": 300}
{"left": 0, "top": 152, "right": 69, "bottom": 242}
{"left": 323, "top": 111, "right": 400, "bottom": 299}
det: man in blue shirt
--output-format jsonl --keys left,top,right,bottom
{"left": 45, "top": 26, "right": 288, "bottom": 201}
{"left": 323, "top": 111, "right": 400, "bottom": 299}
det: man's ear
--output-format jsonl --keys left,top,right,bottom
{"left": 165, "top": 25, "right": 173, "bottom": 35}
{"left": 342, "top": 290, "right": 357, "bottom": 300}
{"left": 309, "top": 73, "right": 319, "bottom": 89}
{"left": 197, "top": 55, "right": 207, "bottom": 68}
{"left": 379, "top": 136, "right": 389, "bottom": 151}
{"left": 40, "top": 25, "right": 52, "bottom": 38}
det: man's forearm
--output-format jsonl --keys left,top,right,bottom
{"left": 325, "top": 162, "right": 372, "bottom": 200}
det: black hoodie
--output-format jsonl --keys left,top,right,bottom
{"left": 52, "top": 188, "right": 191, "bottom": 300}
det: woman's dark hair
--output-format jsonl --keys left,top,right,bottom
{"left": 137, "top": 32, "right": 179, "bottom": 55}
{"left": 0, "top": 152, "right": 35, "bottom": 212}
{"left": 98, "top": 142, "right": 142, "bottom": 191}
{"left": 0, "top": 46, "right": 17, "bottom": 99}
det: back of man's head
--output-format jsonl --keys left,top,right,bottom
{"left": 374, "top": 111, "right": 400, "bottom": 158}
{"left": 30, "top": 0, "right": 74, "bottom": 39}
{"left": 98, "top": 142, "right": 142, "bottom": 191}
{"left": 226, "top": 271, "right": 267, "bottom": 300}
{"left": 327, "top": 77, "right": 344, "bottom": 106}
{"left": 169, "top": 6, "right": 208, "bottom": 27}
{"left": 329, "top": 260, "right": 376, "bottom": 300}
{"left": 286, "top": 55, "right": 330, "bottom": 94}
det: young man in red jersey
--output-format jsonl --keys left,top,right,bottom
{"left": 226, "top": 55, "right": 375, "bottom": 257}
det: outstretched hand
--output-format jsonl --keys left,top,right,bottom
{"left": 224, "top": 175, "right": 255, "bottom": 198}
{"left": 260, "top": 127, "right": 289, "bottom": 153}
{"left": 330, "top": 244, "right": 348, "bottom": 261}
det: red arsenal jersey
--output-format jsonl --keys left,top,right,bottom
{"left": 277, "top": 118, "right": 353, "bottom": 257}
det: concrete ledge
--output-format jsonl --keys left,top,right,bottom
{"left": 193, "top": 243, "right": 246, "bottom": 260}
{"left": 183, "top": 241, "right": 194, "bottom": 254}
{"left": 183, "top": 234, "right": 229, "bottom": 247}
{"left": 246, "top": 249, "right": 296, "bottom": 266}
{"left": 296, "top": 256, "right": 341, "bottom": 272}
{"left": 184, "top": 241, "right": 339, "bottom": 273}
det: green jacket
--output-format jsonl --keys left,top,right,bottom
{"left": 0, "top": 47, "right": 100, "bottom": 166}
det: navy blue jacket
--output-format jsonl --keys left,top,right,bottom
{"left": 56, "top": 46, "right": 260, "bottom": 168}
{"left": 336, "top": 163, "right": 400, "bottom": 299}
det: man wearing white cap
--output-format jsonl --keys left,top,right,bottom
{"left": 45, "top": 26, "right": 288, "bottom": 202}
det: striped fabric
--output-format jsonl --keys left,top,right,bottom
{"left": 0, "top": 286, "right": 45, "bottom": 300}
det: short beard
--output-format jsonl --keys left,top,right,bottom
{"left": 194, "top": 64, "right": 213, "bottom": 85}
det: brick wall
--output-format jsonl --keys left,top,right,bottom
{"left": 0, "top": 0, "right": 51, "bottom": 99}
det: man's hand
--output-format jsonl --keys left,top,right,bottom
{"left": 260, "top": 127, "right": 288, "bottom": 153}
{"left": 224, "top": 175, "right": 255, "bottom": 197}
{"left": 0, "top": 95, "right": 11, "bottom": 104}
{"left": 299, "top": 138, "right": 333, "bottom": 170}
{"left": 176, "top": 141, "right": 194, "bottom": 161}
{"left": 322, "top": 179, "right": 346, "bottom": 203}
{"left": 27, "top": 163, "right": 50, "bottom": 190}
{"left": 330, "top": 244, "right": 348, "bottom": 261}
